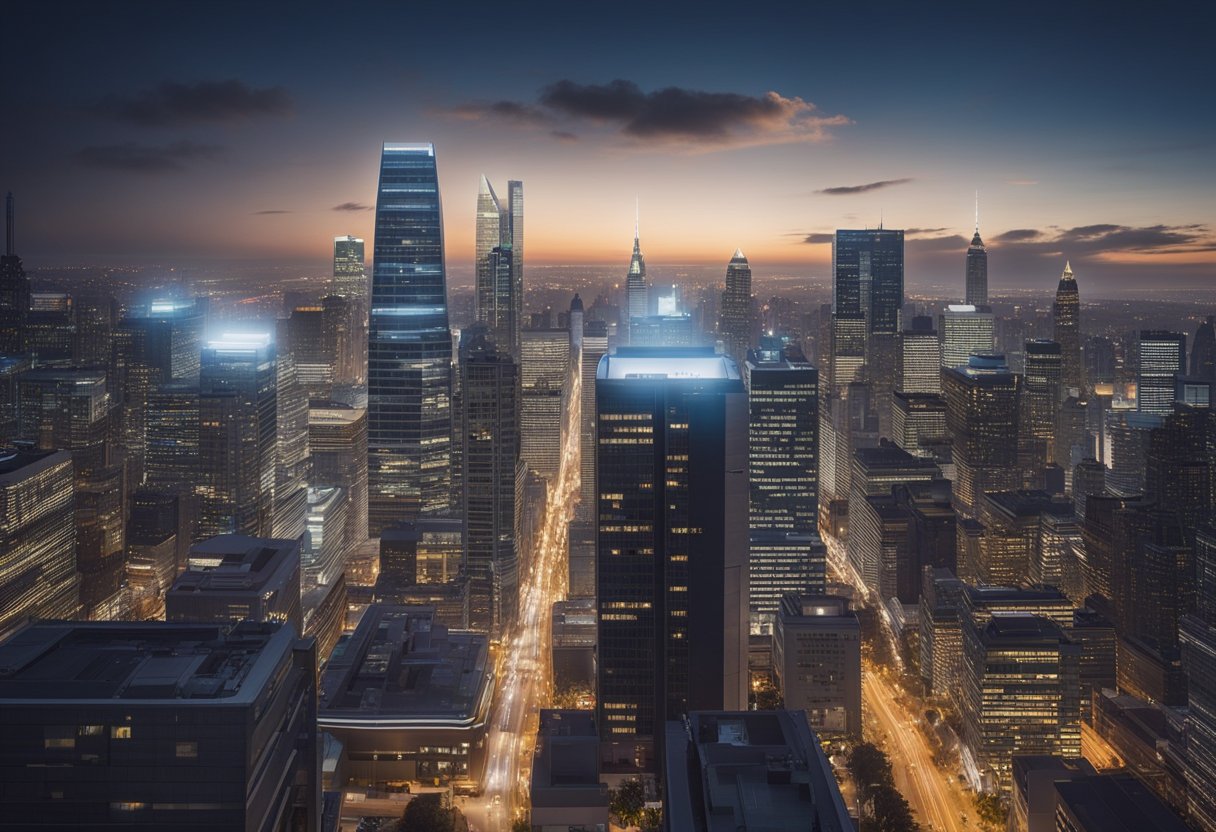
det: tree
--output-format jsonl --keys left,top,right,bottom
{"left": 401, "top": 793, "right": 467, "bottom": 832}
{"left": 608, "top": 778, "right": 646, "bottom": 828}
{"left": 847, "top": 742, "right": 893, "bottom": 802}
{"left": 640, "top": 806, "right": 663, "bottom": 832}
{"left": 869, "top": 783, "right": 918, "bottom": 832}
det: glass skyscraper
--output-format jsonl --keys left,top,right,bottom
{"left": 832, "top": 229, "right": 904, "bottom": 337}
{"left": 367, "top": 143, "right": 453, "bottom": 535}
{"left": 1137, "top": 330, "right": 1186, "bottom": 416}
{"left": 475, "top": 176, "right": 523, "bottom": 357}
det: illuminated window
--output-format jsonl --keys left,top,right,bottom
{"left": 175, "top": 741, "right": 198, "bottom": 759}
{"left": 111, "top": 726, "right": 132, "bottom": 740}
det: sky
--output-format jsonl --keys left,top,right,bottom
{"left": 2, "top": 1, "right": 1214, "bottom": 292}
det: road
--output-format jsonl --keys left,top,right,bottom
{"left": 464, "top": 364, "right": 581, "bottom": 832}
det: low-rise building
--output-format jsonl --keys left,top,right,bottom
{"left": 773, "top": 594, "right": 861, "bottom": 738}
{"left": 552, "top": 598, "right": 596, "bottom": 692}
{"left": 529, "top": 710, "right": 609, "bottom": 832}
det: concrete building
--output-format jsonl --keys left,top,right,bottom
{"left": 0, "top": 620, "right": 318, "bottom": 831}
{"left": 773, "top": 594, "right": 861, "bottom": 738}
{"left": 528, "top": 710, "right": 610, "bottom": 832}
{"left": 552, "top": 598, "right": 597, "bottom": 693}
{"left": 317, "top": 605, "right": 492, "bottom": 792}
{"left": 662, "top": 710, "right": 853, "bottom": 832}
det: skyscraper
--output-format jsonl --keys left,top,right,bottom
{"left": 1021, "top": 339, "right": 1063, "bottom": 482}
{"left": 0, "top": 193, "right": 30, "bottom": 354}
{"left": 944, "top": 353, "right": 1021, "bottom": 518}
{"left": 308, "top": 402, "right": 368, "bottom": 555}
{"left": 576, "top": 319, "right": 608, "bottom": 522}
{"left": 272, "top": 339, "right": 310, "bottom": 540}
{"left": 898, "top": 315, "right": 942, "bottom": 394}
{"left": 520, "top": 327, "right": 569, "bottom": 480}
{"left": 332, "top": 235, "right": 366, "bottom": 300}
{"left": 198, "top": 332, "right": 278, "bottom": 538}
{"left": 832, "top": 229, "right": 904, "bottom": 336}
{"left": 940, "top": 304, "right": 995, "bottom": 369}
{"left": 965, "top": 216, "right": 988, "bottom": 307}
{"left": 507, "top": 179, "right": 524, "bottom": 354}
{"left": 719, "top": 249, "right": 753, "bottom": 365}
{"left": 626, "top": 216, "right": 648, "bottom": 323}
{"left": 1191, "top": 315, "right": 1216, "bottom": 380}
{"left": 367, "top": 143, "right": 453, "bottom": 534}
{"left": 475, "top": 176, "right": 524, "bottom": 357}
{"left": 596, "top": 347, "right": 747, "bottom": 770}
{"left": 460, "top": 327, "right": 520, "bottom": 636}
{"left": 1053, "top": 261, "right": 1083, "bottom": 395}
{"left": 331, "top": 235, "right": 367, "bottom": 386}
{"left": 1137, "top": 330, "right": 1186, "bottom": 416}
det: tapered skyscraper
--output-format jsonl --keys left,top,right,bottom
{"left": 367, "top": 143, "right": 453, "bottom": 535}
{"left": 475, "top": 176, "right": 523, "bottom": 356}
{"left": 719, "top": 248, "right": 753, "bottom": 365}
{"left": 626, "top": 211, "right": 648, "bottom": 323}
{"left": 965, "top": 218, "right": 988, "bottom": 307}
{"left": 1053, "top": 261, "right": 1083, "bottom": 396}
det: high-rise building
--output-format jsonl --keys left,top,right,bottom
{"left": 124, "top": 488, "right": 180, "bottom": 619}
{"left": 774, "top": 594, "right": 862, "bottom": 738}
{"left": 965, "top": 218, "right": 988, "bottom": 307}
{"left": 282, "top": 305, "right": 337, "bottom": 399}
{"left": 1137, "top": 330, "right": 1186, "bottom": 415}
{"left": 626, "top": 219, "right": 648, "bottom": 324}
{"left": 576, "top": 319, "right": 608, "bottom": 521}
{"left": 520, "top": 328, "right": 569, "bottom": 480}
{"left": 367, "top": 143, "right": 453, "bottom": 533}
{"left": 460, "top": 328, "right": 520, "bottom": 636}
{"left": 475, "top": 176, "right": 524, "bottom": 357}
{"left": 595, "top": 347, "right": 747, "bottom": 770}
{"left": 0, "top": 449, "right": 79, "bottom": 640}
{"left": 0, "top": 193, "right": 30, "bottom": 353}
{"left": 272, "top": 340, "right": 310, "bottom": 540}
{"left": 198, "top": 333, "right": 277, "bottom": 538}
{"left": 719, "top": 248, "right": 753, "bottom": 365}
{"left": 1053, "top": 261, "right": 1083, "bottom": 395}
{"left": 944, "top": 353, "right": 1021, "bottom": 518}
{"left": 940, "top": 304, "right": 995, "bottom": 369}
{"left": 332, "top": 234, "right": 366, "bottom": 301}
{"left": 507, "top": 180, "right": 524, "bottom": 350}
{"left": 331, "top": 235, "right": 367, "bottom": 385}
{"left": 170, "top": 534, "right": 303, "bottom": 634}
{"left": 898, "top": 315, "right": 942, "bottom": 394}
{"left": 0, "top": 620, "right": 319, "bottom": 831}
{"left": 1182, "top": 605, "right": 1216, "bottom": 830}
{"left": 1190, "top": 315, "right": 1216, "bottom": 380}
{"left": 832, "top": 228, "right": 904, "bottom": 337}
{"left": 308, "top": 402, "right": 368, "bottom": 550}
{"left": 1021, "top": 339, "right": 1063, "bottom": 482}
{"left": 569, "top": 293, "right": 584, "bottom": 352}
{"left": 304, "top": 486, "right": 348, "bottom": 589}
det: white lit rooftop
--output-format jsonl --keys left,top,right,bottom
{"left": 598, "top": 348, "right": 740, "bottom": 381}
{"left": 207, "top": 331, "right": 272, "bottom": 351}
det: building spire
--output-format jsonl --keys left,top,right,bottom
{"left": 634, "top": 195, "right": 639, "bottom": 242}
{"left": 5, "top": 192, "right": 12, "bottom": 257}
{"left": 974, "top": 189, "right": 979, "bottom": 234}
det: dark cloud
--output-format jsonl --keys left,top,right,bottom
{"left": 74, "top": 141, "right": 222, "bottom": 173}
{"left": 550, "top": 130, "right": 579, "bottom": 142}
{"left": 906, "top": 227, "right": 948, "bottom": 237}
{"left": 92, "top": 80, "right": 293, "bottom": 127}
{"left": 254, "top": 209, "right": 291, "bottom": 215}
{"left": 907, "top": 233, "right": 970, "bottom": 253}
{"left": 992, "top": 223, "right": 1213, "bottom": 256}
{"left": 332, "top": 202, "right": 370, "bottom": 212}
{"left": 992, "top": 228, "right": 1042, "bottom": 243}
{"left": 451, "top": 79, "right": 848, "bottom": 149}
{"left": 817, "top": 178, "right": 913, "bottom": 196}
{"left": 801, "top": 233, "right": 835, "bottom": 244}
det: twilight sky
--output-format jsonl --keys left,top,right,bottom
{"left": 2, "top": 1, "right": 1214, "bottom": 291}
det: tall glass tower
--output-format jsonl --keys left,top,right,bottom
{"left": 965, "top": 226, "right": 988, "bottom": 307}
{"left": 475, "top": 176, "right": 523, "bottom": 356}
{"left": 626, "top": 215, "right": 648, "bottom": 324}
{"left": 719, "top": 248, "right": 753, "bottom": 366}
{"left": 832, "top": 229, "right": 904, "bottom": 336}
{"left": 1053, "top": 261, "right": 1083, "bottom": 396}
{"left": 367, "top": 143, "right": 453, "bottom": 536}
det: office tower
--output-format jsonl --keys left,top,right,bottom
{"left": 940, "top": 304, "right": 995, "bottom": 368}
{"left": 960, "top": 614, "right": 1081, "bottom": 793}
{"left": 919, "top": 567, "right": 967, "bottom": 696}
{"left": 367, "top": 143, "right": 453, "bottom": 534}
{"left": 0, "top": 193, "right": 30, "bottom": 353}
{"left": 1191, "top": 315, "right": 1216, "bottom": 379}
{"left": 1146, "top": 404, "right": 1211, "bottom": 540}
{"left": 0, "top": 355, "right": 29, "bottom": 444}
{"left": 475, "top": 177, "right": 523, "bottom": 357}
{"left": 303, "top": 486, "right": 347, "bottom": 589}
{"left": 965, "top": 214, "right": 988, "bottom": 307}
{"left": 0, "top": 620, "right": 318, "bottom": 831}
{"left": 1021, "top": 339, "right": 1063, "bottom": 482}
{"left": 973, "top": 490, "right": 1069, "bottom": 587}
{"left": 331, "top": 235, "right": 367, "bottom": 385}
{"left": 1183, "top": 583, "right": 1216, "bottom": 831}
{"left": 832, "top": 228, "right": 903, "bottom": 337}
{"left": 520, "top": 327, "right": 569, "bottom": 480}
{"left": 1053, "top": 261, "right": 1083, "bottom": 394}
{"left": 663, "top": 711, "right": 854, "bottom": 832}
{"left": 596, "top": 347, "right": 747, "bottom": 769}
{"left": 169, "top": 534, "right": 303, "bottom": 634}
{"left": 944, "top": 353, "right": 1021, "bottom": 518}
{"left": 719, "top": 248, "right": 753, "bottom": 365}
{"left": 0, "top": 449, "right": 79, "bottom": 639}
{"left": 1072, "top": 458, "right": 1105, "bottom": 523}
{"left": 576, "top": 319, "right": 608, "bottom": 521}
{"left": 272, "top": 342, "right": 310, "bottom": 540}
{"left": 630, "top": 312, "right": 697, "bottom": 347}
{"left": 377, "top": 517, "right": 464, "bottom": 588}
{"left": 626, "top": 218, "right": 648, "bottom": 323}
{"left": 124, "top": 488, "right": 179, "bottom": 619}
{"left": 283, "top": 305, "right": 337, "bottom": 399}
{"left": 898, "top": 315, "right": 941, "bottom": 393}
{"left": 748, "top": 532, "right": 825, "bottom": 627}
{"left": 460, "top": 328, "right": 520, "bottom": 636}
{"left": 507, "top": 180, "right": 524, "bottom": 350}
{"left": 774, "top": 594, "right": 862, "bottom": 738}
{"left": 891, "top": 391, "right": 948, "bottom": 456}
{"left": 828, "top": 312, "right": 867, "bottom": 390}
{"left": 308, "top": 402, "right": 368, "bottom": 550}
{"left": 1137, "top": 330, "right": 1186, "bottom": 415}
{"left": 198, "top": 333, "right": 277, "bottom": 538}
{"left": 569, "top": 292, "right": 584, "bottom": 352}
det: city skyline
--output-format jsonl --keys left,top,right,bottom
{"left": 2, "top": 3, "right": 1214, "bottom": 290}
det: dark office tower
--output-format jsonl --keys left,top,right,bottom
{"left": 1191, "top": 316, "right": 1216, "bottom": 380}
{"left": 144, "top": 381, "right": 199, "bottom": 492}
{"left": 596, "top": 347, "right": 747, "bottom": 770}
{"left": 965, "top": 218, "right": 988, "bottom": 307}
{"left": 1146, "top": 404, "right": 1211, "bottom": 541}
{"left": 569, "top": 293, "right": 584, "bottom": 352}
{"left": 309, "top": 402, "right": 368, "bottom": 553}
{"left": 283, "top": 305, "right": 337, "bottom": 400}
{"left": 1137, "top": 330, "right": 1186, "bottom": 416}
{"left": 0, "top": 449, "right": 79, "bottom": 640}
{"left": 71, "top": 293, "right": 115, "bottom": 368}
{"left": 626, "top": 218, "right": 648, "bottom": 324}
{"left": 1053, "top": 261, "right": 1083, "bottom": 395}
{"left": 1085, "top": 335, "right": 1117, "bottom": 385}
{"left": 719, "top": 249, "right": 753, "bottom": 365}
{"left": 943, "top": 353, "right": 1021, "bottom": 518}
{"left": 367, "top": 143, "right": 453, "bottom": 534}
{"left": 520, "top": 327, "right": 569, "bottom": 481}
{"left": 321, "top": 293, "right": 353, "bottom": 390}
{"left": 899, "top": 315, "right": 941, "bottom": 394}
{"left": 0, "top": 621, "right": 319, "bottom": 832}
{"left": 832, "top": 229, "right": 904, "bottom": 335}
{"left": 745, "top": 349, "right": 820, "bottom": 628}
{"left": 124, "top": 488, "right": 180, "bottom": 619}
{"left": 272, "top": 339, "right": 310, "bottom": 540}
{"left": 460, "top": 328, "right": 519, "bottom": 637}
{"left": 0, "top": 193, "right": 30, "bottom": 353}
{"left": 0, "top": 356, "right": 29, "bottom": 444}
{"left": 1021, "top": 339, "right": 1063, "bottom": 483}
{"left": 199, "top": 333, "right": 277, "bottom": 538}
{"left": 1072, "top": 458, "right": 1105, "bottom": 523}
{"left": 331, "top": 235, "right": 367, "bottom": 385}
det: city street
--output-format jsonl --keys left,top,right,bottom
{"left": 465, "top": 367, "right": 581, "bottom": 832}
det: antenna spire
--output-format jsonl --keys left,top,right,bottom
{"left": 634, "top": 196, "right": 639, "bottom": 241}
{"left": 974, "top": 189, "right": 979, "bottom": 233}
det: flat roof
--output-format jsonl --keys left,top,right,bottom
{"left": 598, "top": 347, "right": 740, "bottom": 381}
{"left": 0, "top": 621, "right": 292, "bottom": 704}
{"left": 174, "top": 535, "right": 300, "bottom": 593}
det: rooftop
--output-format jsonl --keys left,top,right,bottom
{"left": 174, "top": 534, "right": 300, "bottom": 594}
{"left": 598, "top": 346, "right": 740, "bottom": 381}
{"left": 0, "top": 621, "right": 293, "bottom": 704}
{"left": 0, "top": 447, "right": 70, "bottom": 480}
{"left": 318, "top": 605, "right": 492, "bottom": 725}
{"left": 1054, "top": 774, "right": 1189, "bottom": 832}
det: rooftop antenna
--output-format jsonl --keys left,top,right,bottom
{"left": 879, "top": 207, "right": 883, "bottom": 231}
{"left": 975, "top": 189, "right": 980, "bottom": 233}
{"left": 634, "top": 195, "right": 639, "bottom": 241}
